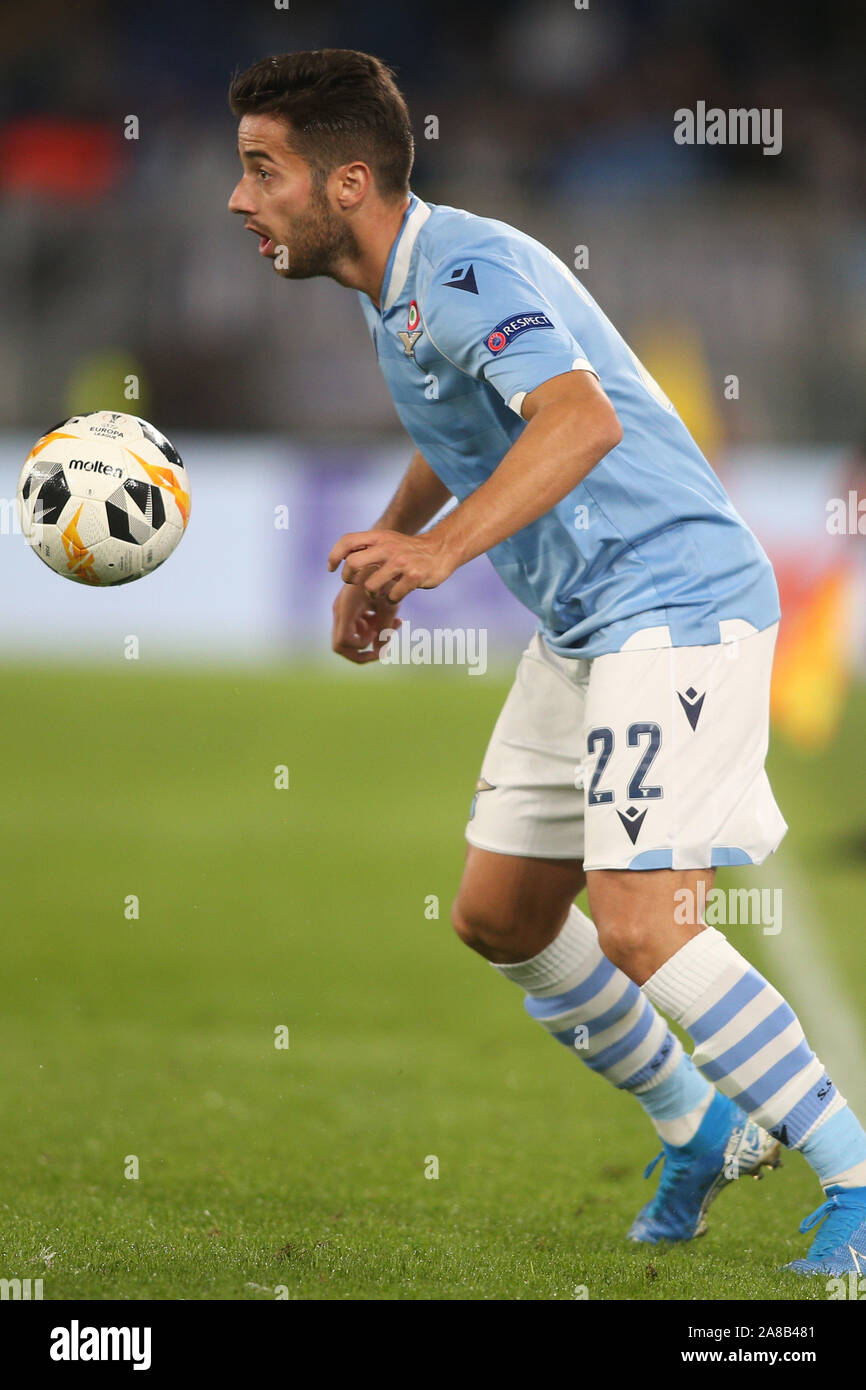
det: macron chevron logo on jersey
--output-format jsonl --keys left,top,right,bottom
{"left": 485, "top": 311, "right": 554, "bottom": 354}
{"left": 443, "top": 264, "right": 478, "bottom": 294}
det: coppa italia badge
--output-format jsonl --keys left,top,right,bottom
{"left": 397, "top": 300, "right": 423, "bottom": 357}
{"left": 486, "top": 311, "right": 554, "bottom": 354}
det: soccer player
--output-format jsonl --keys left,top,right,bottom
{"left": 228, "top": 49, "right": 866, "bottom": 1271}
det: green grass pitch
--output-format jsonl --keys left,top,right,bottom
{"left": 0, "top": 661, "right": 863, "bottom": 1301}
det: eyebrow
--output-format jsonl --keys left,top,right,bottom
{"left": 239, "top": 148, "right": 277, "bottom": 163}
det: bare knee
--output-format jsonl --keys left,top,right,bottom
{"left": 450, "top": 892, "right": 530, "bottom": 961}
{"left": 451, "top": 847, "right": 585, "bottom": 964}
{"left": 588, "top": 868, "right": 713, "bottom": 984}
{"left": 450, "top": 889, "right": 572, "bottom": 965}
{"left": 593, "top": 913, "right": 648, "bottom": 978}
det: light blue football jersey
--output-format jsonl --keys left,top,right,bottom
{"left": 358, "top": 193, "right": 780, "bottom": 658}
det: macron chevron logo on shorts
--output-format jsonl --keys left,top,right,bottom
{"left": 677, "top": 686, "right": 706, "bottom": 731}
{"left": 485, "top": 311, "right": 554, "bottom": 354}
{"left": 617, "top": 806, "right": 648, "bottom": 845}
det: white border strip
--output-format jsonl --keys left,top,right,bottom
{"left": 383, "top": 198, "right": 432, "bottom": 312}
{"left": 756, "top": 855, "right": 866, "bottom": 1116}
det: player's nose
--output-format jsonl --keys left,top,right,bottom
{"left": 227, "top": 181, "right": 252, "bottom": 215}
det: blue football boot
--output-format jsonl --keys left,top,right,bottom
{"left": 628, "top": 1092, "right": 782, "bottom": 1243}
{"left": 786, "top": 1185, "right": 866, "bottom": 1274}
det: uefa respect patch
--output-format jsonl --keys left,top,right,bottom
{"left": 485, "top": 311, "right": 554, "bottom": 354}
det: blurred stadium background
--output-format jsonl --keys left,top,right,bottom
{"left": 1, "top": 0, "right": 864, "bottom": 1300}
{"left": 1, "top": 0, "right": 864, "bottom": 716}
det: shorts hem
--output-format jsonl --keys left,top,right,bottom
{"left": 582, "top": 831, "right": 788, "bottom": 872}
{"left": 464, "top": 829, "right": 584, "bottom": 861}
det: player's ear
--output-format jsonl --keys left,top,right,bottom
{"left": 335, "top": 161, "right": 372, "bottom": 209}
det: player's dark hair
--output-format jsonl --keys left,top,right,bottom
{"left": 229, "top": 49, "right": 414, "bottom": 199}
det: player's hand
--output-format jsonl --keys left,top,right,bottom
{"left": 331, "top": 581, "right": 402, "bottom": 665}
{"left": 328, "top": 528, "right": 454, "bottom": 603}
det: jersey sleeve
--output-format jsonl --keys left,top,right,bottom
{"left": 420, "top": 255, "right": 598, "bottom": 416}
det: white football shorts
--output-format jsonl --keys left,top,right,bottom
{"left": 465, "top": 620, "right": 787, "bottom": 871}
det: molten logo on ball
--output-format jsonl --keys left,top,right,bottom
{"left": 18, "top": 411, "right": 191, "bottom": 586}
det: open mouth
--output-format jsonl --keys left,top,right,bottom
{"left": 246, "top": 224, "right": 275, "bottom": 257}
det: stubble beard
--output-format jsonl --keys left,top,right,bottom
{"left": 275, "top": 180, "right": 360, "bottom": 280}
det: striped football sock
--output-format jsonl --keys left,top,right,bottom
{"left": 493, "top": 905, "right": 714, "bottom": 1145}
{"left": 643, "top": 926, "right": 866, "bottom": 1189}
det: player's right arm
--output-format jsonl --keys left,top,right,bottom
{"left": 331, "top": 450, "right": 451, "bottom": 664}
{"left": 374, "top": 448, "right": 453, "bottom": 537}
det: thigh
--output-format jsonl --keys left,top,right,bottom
{"left": 454, "top": 844, "right": 586, "bottom": 961}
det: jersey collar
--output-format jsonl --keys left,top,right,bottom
{"left": 379, "top": 192, "right": 431, "bottom": 313}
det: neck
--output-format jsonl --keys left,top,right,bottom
{"left": 329, "top": 193, "right": 411, "bottom": 306}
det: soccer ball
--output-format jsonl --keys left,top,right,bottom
{"left": 18, "top": 410, "right": 191, "bottom": 586}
